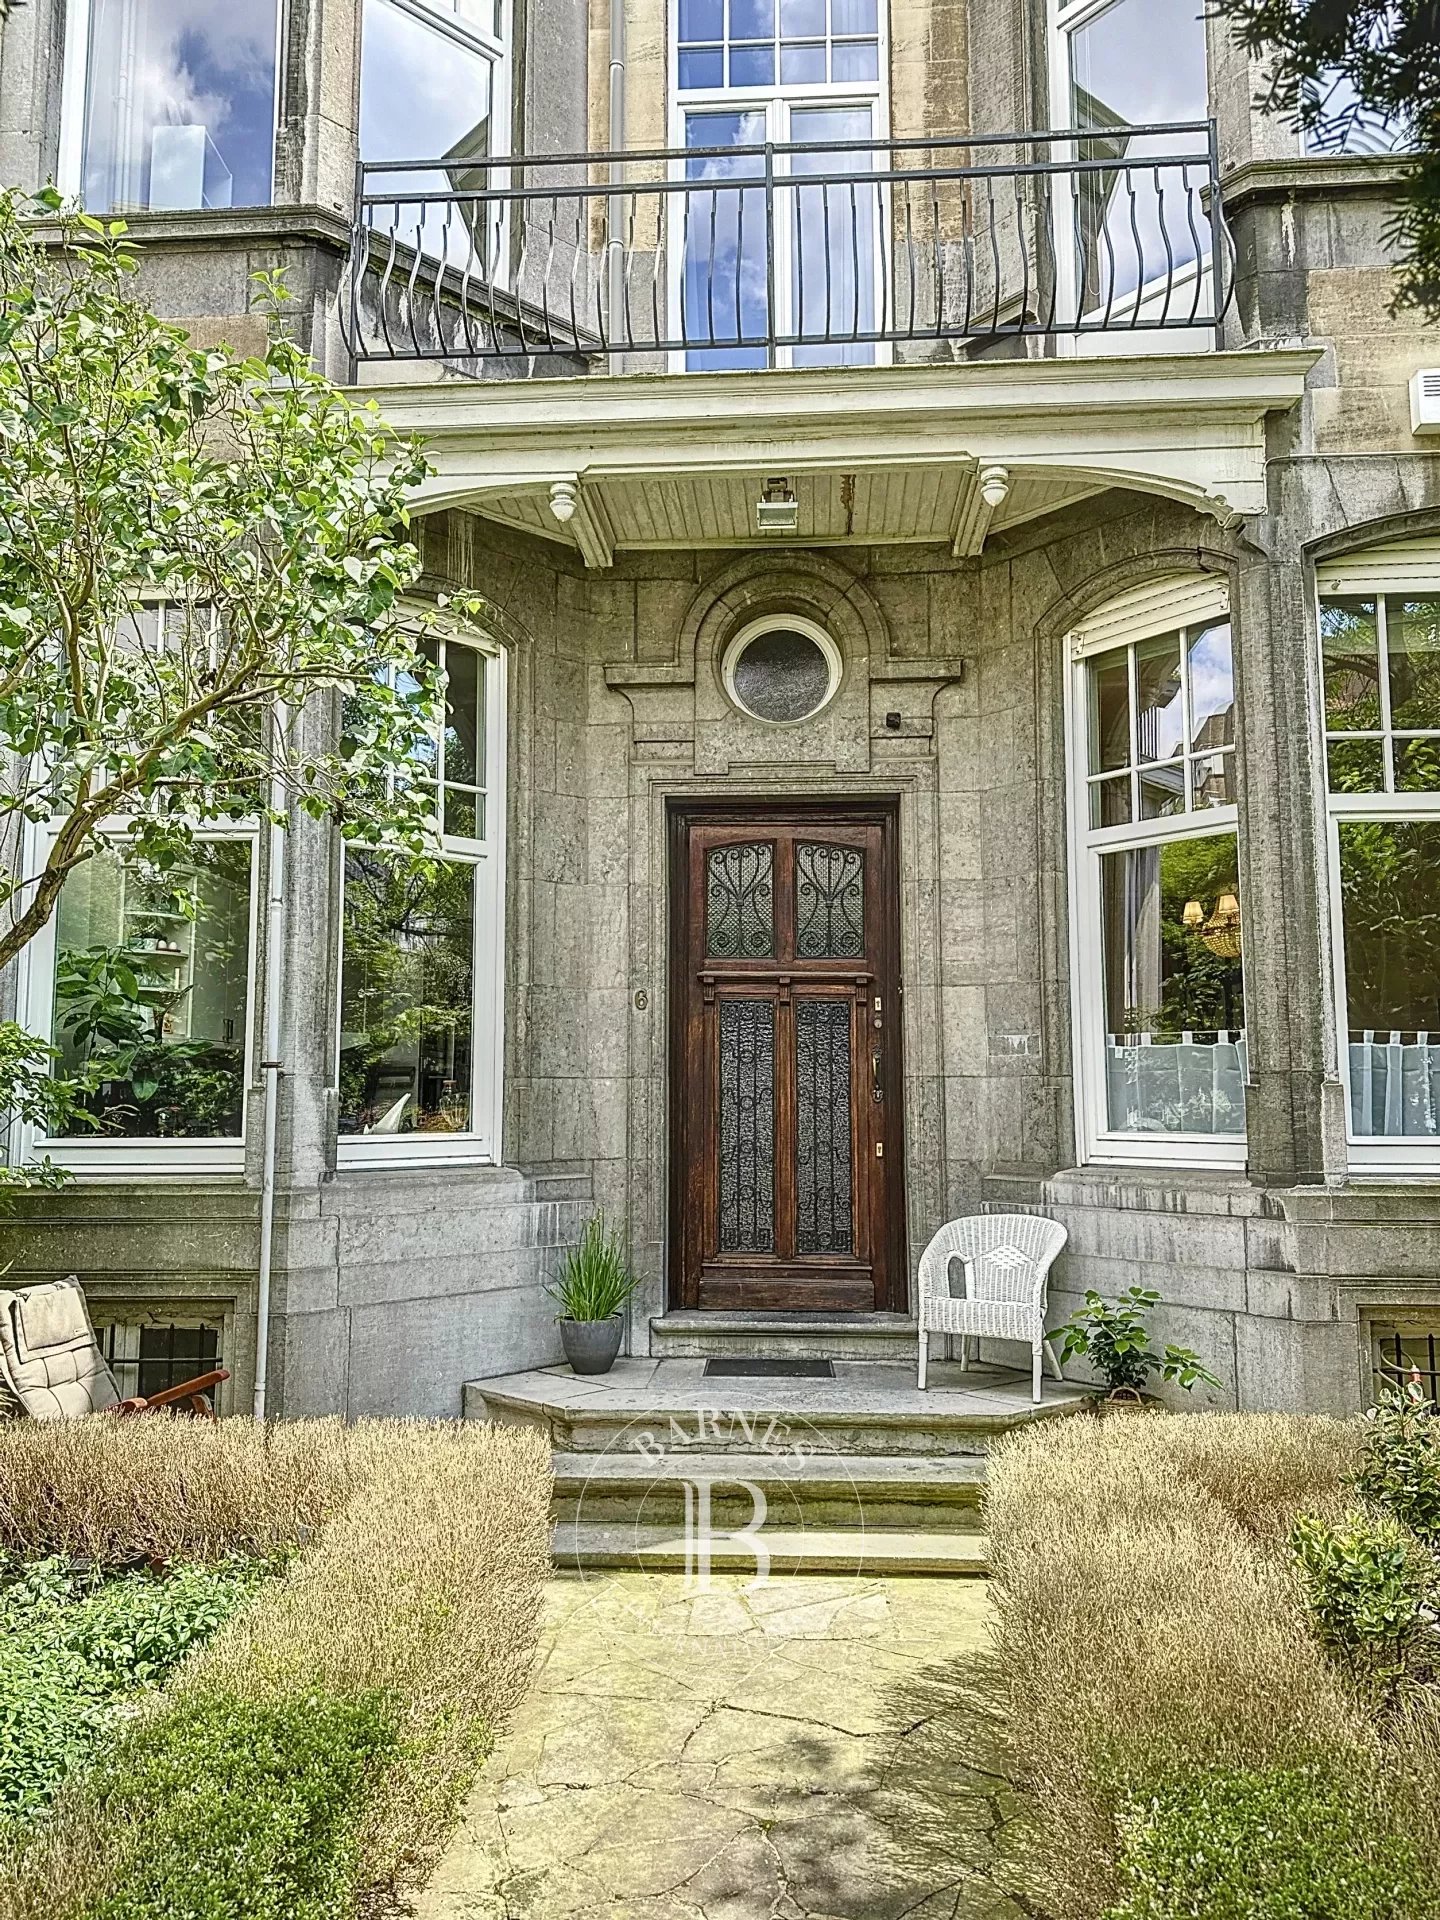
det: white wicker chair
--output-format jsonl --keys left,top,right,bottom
{"left": 916, "top": 1214, "right": 1068, "bottom": 1402}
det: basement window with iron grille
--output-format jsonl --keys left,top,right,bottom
{"left": 95, "top": 1321, "right": 222, "bottom": 1403}
{"left": 1369, "top": 1317, "right": 1440, "bottom": 1411}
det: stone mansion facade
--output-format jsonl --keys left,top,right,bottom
{"left": 1, "top": 0, "right": 1438, "bottom": 1417}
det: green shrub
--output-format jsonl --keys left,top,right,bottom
{"left": 1290, "top": 1511, "right": 1434, "bottom": 1683}
{"left": 0, "top": 1556, "right": 267, "bottom": 1823}
{"left": 84, "top": 1690, "right": 397, "bottom": 1920}
{"left": 1357, "top": 1395, "right": 1440, "bottom": 1546}
{"left": 1105, "top": 1759, "right": 1434, "bottom": 1919}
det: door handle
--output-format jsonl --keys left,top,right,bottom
{"left": 872, "top": 1050, "right": 883, "bottom": 1103}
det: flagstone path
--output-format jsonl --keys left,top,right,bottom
{"left": 414, "top": 1570, "right": 1039, "bottom": 1920}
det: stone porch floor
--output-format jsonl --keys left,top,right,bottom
{"left": 465, "top": 1356, "right": 1090, "bottom": 1429}
{"left": 413, "top": 1569, "right": 1038, "bottom": 1920}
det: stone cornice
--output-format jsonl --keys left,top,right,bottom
{"left": 31, "top": 204, "right": 353, "bottom": 254}
{"left": 1220, "top": 154, "right": 1416, "bottom": 213}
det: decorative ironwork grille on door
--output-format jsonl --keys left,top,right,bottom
{"left": 706, "top": 842, "right": 775, "bottom": 958}
{"left": 795, "top": 998, "right": 854, "bottom": 1253}
{"left": 718, "top": 999, "right": 776, "bottom": 1252}
{"left": 795, "top": 843, "right": 864, "bottom": 958}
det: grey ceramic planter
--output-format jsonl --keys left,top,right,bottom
{"left": 558, "top": 1314, "right": 625, "bottom": 1375}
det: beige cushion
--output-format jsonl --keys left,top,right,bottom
{"left": 0, "top": 1278, "right": 121, "bottom": 1419}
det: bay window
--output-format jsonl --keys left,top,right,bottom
{"left": 1319, "top": 548, "right": 1440, "bottom": 1169}
{"left": 1069, "top": 579, "right": 1247, "bottom": 1165}
{"left": 61, "top": 0, "right": 280, "bottom": 213}
{"left": 21, "top": 832, "right": 258, "bottom": 1174}
{"left": 336, "top": 629, "right": 506, "bottom": 1167}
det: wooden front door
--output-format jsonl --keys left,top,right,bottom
{"left": 669, "top": 801, "right": 906, "bottom": 1311}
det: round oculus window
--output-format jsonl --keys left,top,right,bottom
{"left": 723, "top": 623, "right": 841, "bottom": 725}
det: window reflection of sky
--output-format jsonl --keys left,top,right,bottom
{"left": 682, "top": 106, "right": 877, "bottom": 366}
{"left": 83, "top": 0, "right": 277, "bottom": 212}
{"left": 359, "top": 0, "right": 494, "bottom": 165}
{"left": 1188, "top": 623, "right": 1235, "bottom": 750}
{"left": 1067, "top": 0, "right": 1209, "bottom": 305}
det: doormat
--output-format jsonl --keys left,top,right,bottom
{"left": 702, "top": 1357, "right": 835, "bottom": 1379}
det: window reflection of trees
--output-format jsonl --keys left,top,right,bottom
{"left": 338, "top": 852, "right": 475, "bottom": 1136}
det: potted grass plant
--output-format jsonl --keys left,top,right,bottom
{"left": 548, "top": 1212, "right": 640, "bottom": 1375}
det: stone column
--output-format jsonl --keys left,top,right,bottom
{"left": 1230, "top": 503, "right": 1332, "bottom": 1185}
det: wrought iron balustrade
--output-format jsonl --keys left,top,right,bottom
{"left": 348, "top": 123, "right": 1234, "bottom": 368}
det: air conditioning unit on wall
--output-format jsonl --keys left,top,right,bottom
{"left": 1411, "top": 369, "right": 1440, "bottom": 434}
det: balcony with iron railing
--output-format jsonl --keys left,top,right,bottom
{"left": 346, "top": 122, "right": 1235, "bottom": 373}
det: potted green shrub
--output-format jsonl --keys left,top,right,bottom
{"left": 1056, "top": 1286, "right": 1220, "bottom": 1408}
{"left": 547, "top": 1212, "right": 640, "bottom": 1375}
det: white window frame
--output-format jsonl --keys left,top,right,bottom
{"left": 335, "top": 621, "right": 507, "bottom": 1171}
{"left": 1047, "top": 0, "right": 1215, "bottom": 358}
{"left": 14, "top": 823, "right": 261, "bottom": 1178}
{"left": 667, "top": 0, "right": 890, "bottom": 371}
{"left": 1317, "top": 547, "right": 1440, "bottom": 1177}
{"left": 57, "top": 0, "right": 286, "bottom": 210}
{"left": 1065, "top": 574, "right": 1246, "bottom": 1169}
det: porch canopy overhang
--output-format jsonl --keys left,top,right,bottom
{"left": 357, "top": 349, "right": 1320, "bottom": 569}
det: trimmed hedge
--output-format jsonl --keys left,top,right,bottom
{"left": 986, "top": 1412, "right": 1439, "bottom": 1919}
{"left": 0, "top": 1419, "right": 552, "bottom": 1920}
{"left": 86, "top": 1691, "right": 397, "bottom": 1920}
{"left": 1105, "top": 1760, "right": 1431, "bottom": 1920}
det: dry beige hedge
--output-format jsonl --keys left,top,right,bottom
{"left": 0, "top": 1416, "right": 365, "bottom": 1566}
{"left": 986, "top": 1411, "right": 1378, "bottom": 1918}
{"left": 0, "top": 1417, "right": 553, "bottom": 1919}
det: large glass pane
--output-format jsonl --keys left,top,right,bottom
{"left": 680, "top": 0, "right": 724, "bottom": 38}
{"left": 1339, "top": 819, "right": 1440, "bottom": 1139}
{"left": 1187, "top": 621, "right": 1235, "bottom": 752}
{"left": 360, "top": 0, "right": 495, "bottom": 166}
{"left": 360, "top": 0, "right": 498, "bottom": 274}
{"left": 790, "top": 106, "right": 877, "bottom": 367}
{"left": 1134, "top": 632, "right": 1184, "bottom": 764}
{"left": 51, "top": 841, "right": 252, "bottom": 1139}
{"left": 82, "top": 0, "right": 278, "bottom": 212}
{"left": 1304, "top": 71, "right": 1413, "bottom": 156}
{"left": 1100, "top": 833, "right": 1246, "bottom": 1135}
{"left": 1088, "top": 652, "right": 1130, "bottom": 774}
{"left": 1388, "top": 598, "right": 1440, "bottom": 732}
{"left": 440, "top": 642, "right": 484, "bottom": 792}
{"left": 339, "top": 853, "right": 475, "bottom": 1136}
{"left": 1320, "top": 597, "right": 1382, "bottom": 734}
{"left": 1138, "top": 763, "right": 1186, "bottom": 819}
{"left": 1068, "top": 0, "right": 1209, "bottom": 309}
{"left": 683, "top": 110, "right": 769, "bottom": 370}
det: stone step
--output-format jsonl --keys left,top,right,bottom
{"left": 551, "top": 1448, "right": 986, "bottom": 1533}
{"left": 553, "top": 1522, "right": 990, "bottom": 1577}
{"left": 465, "top": 1358, "right": 1089, "bottom": 1457}
{"left": 650, "top": 1310, "right": 919, "bottom": 1362}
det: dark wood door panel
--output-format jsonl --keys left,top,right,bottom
{"left": 669, "top": 799, "right": 907, "bottom": 1314}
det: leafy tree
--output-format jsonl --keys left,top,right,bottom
{"left": 0, "top": 188, "right": 473, "bottom": 1178}
{"left": 1213, "top": 1, "right": 1440, "bottom": 318}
